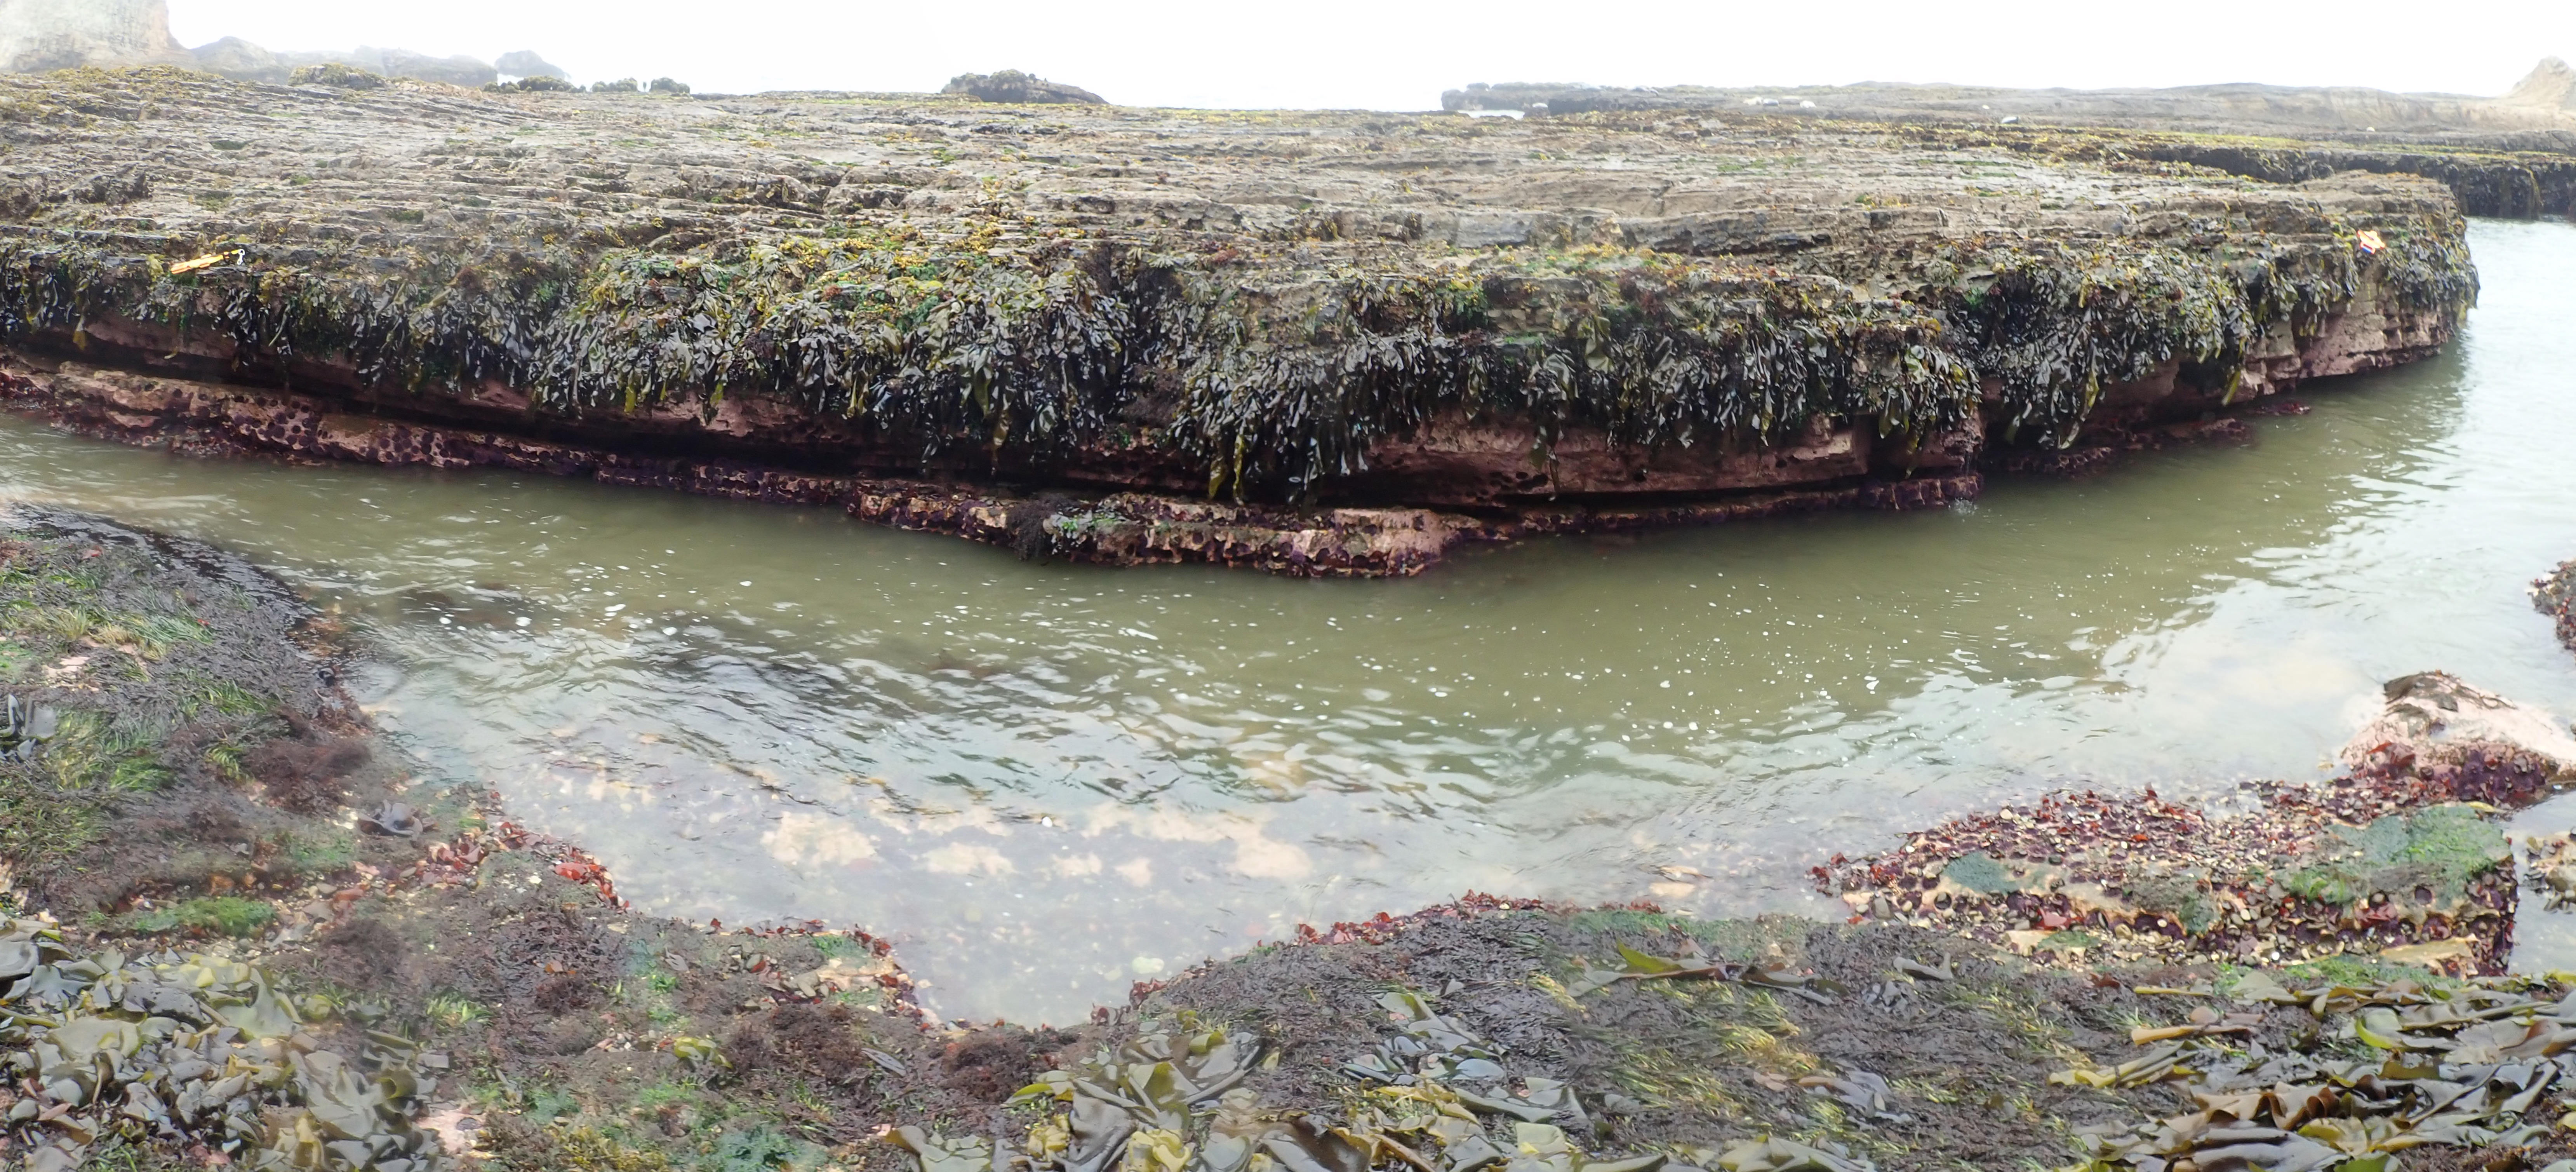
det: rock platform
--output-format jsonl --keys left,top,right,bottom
{"left": 0, "top": 67, "right": 2486, "bottom": 572}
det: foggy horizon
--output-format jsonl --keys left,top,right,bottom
{"left": 164, "top": 0, "right": 2569, "bottom": 111}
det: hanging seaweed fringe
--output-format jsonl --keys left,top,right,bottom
{"left": 0, "top": 209, "right": 2475, "bottom": 502}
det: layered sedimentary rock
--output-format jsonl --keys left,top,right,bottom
{"left": 0, "top": 68, "right": 2480, "bottom": 573}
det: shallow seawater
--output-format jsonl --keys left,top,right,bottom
{"left": 6, "top": 219, "right": 2576, "bottom": 1021}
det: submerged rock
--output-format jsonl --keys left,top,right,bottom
{"left": 2, "top": 509, "right": 2574, "bottom": 1169}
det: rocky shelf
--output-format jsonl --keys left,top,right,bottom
{"left": 0, "top": 67, "right": 2492, "bottom": 573}
{"left": 12, "top": 512, "right": 2576, "bottom": 1170}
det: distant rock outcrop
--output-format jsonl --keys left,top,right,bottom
{"left": 288, "top": 63, "right": 386, "bottom": 90}
{"left": 0, "top": 0, "right": 186, "bottom": 73}
{"left": 943, "top": 70, "right": 1105, "bottom": 105}
{"left": 495, "top": 51, "right": 568, "bottom": 82}
{"left": 2502, "top": 57, "right": 2576, "bottom": 112}
{"left": 1445, "top": 59, "right": 2576, "bottom": 135}
{"left": 190, "top": 42, "right": 497, "bottom": 87}
{"left": 182, "top": 37, "right": 287, "bottom": 80}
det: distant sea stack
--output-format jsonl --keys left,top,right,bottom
{"left": 0, "top": 0, "right": 188, "bottom": 73}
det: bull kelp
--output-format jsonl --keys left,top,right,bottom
{"left": 0, "top": 68, "right": 2476, "bottom": 517}
{"left": 0, "top": 918, "right": 445, "bottom": 1172}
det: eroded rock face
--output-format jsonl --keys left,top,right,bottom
{"left": 0, "top": 0, "right": 184, "bottom": 73}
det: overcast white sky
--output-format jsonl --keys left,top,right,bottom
{"left": 166, "top": 0, "right": 2564, "bottom": 111}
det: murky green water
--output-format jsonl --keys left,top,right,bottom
{"left": 5, "top": 220, "right": 2574, "bottom": 1023}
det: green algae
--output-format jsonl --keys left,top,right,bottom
{"left": 0, "top": 515, "right": 348, "bottom": 914}
{"left": 123, "top": 895, "right": 278, "bottom": 937}
{"left": 2276, "top": 804, "right": 2507, "bottom": 908}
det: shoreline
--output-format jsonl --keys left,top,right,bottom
{"left": 7, "top": 509, "right": 2576, "bottom": 1169}
{"left": 3, "top": 61, "right": 2574, "bottom": 1170}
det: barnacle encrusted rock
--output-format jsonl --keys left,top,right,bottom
{"left": 2342, "top": 671, "right": 2576, "bottom": 779}
{"left": 0, "top": 68, "right": 2484, "bottom": 572}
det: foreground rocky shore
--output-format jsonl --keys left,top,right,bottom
{"left": 0, "top": 66, "right": 2491, "bottom": 573}
{"left": 8, "top": 514, "right": 2576, "bottom": 1170}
